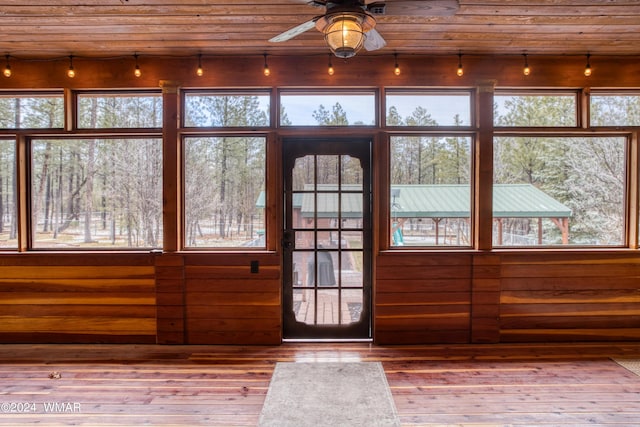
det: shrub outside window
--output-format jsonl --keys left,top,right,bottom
{"left": 183, "top": 136, "right": 266, "bottom": 248}
{"left": 493, "top": 136, "right": 625, "bottom": 246}
{"left": 390, "top": 135, "right": 472, "bottom": 247}
{"left": 31, "top": 138, "right": 163, "bottom": 249}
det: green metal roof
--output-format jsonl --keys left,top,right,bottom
{"left": 493, "top": 184, "right": 572, "bottom": 218}
{"left": 258, "top": 183, "right": 572, "bottom": 219}
{"left": 392, "top": 184, "right": 571, "bottom": 218}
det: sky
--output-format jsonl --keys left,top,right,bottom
{"left": 278, "top": 93, "right": 471, "bottom": 126}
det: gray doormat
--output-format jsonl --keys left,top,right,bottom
{"left": 258, "top": 362, "right": 401, "bottom": 427}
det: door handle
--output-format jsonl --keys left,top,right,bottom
{"left": 281, "top": 231, "right": 294, "bottom": 250}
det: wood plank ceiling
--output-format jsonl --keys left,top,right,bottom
{"left": 1, "top": 0, "right": 640, "bottom": 60}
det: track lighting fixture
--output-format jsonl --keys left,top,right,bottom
{"left": 134, "top": 54, "right": 141, "bottom": 77}
{"left": 584, "top": 54, "right": 592, "bottom": 77}
{"left": 3, "top": 55, "right": 11, "bottom": 78}
{"left": 196, "top": 54, "right": 204, "bottom": 77}
{"left": 523, "top": 53, "right": 530, "bottom": 76}
{"left": 67, "top": 55, "right": 75, "bottom": 78}
{"left": 456, "top": 52, "right": 463, "bottom": 77}
{"left": 263, "top": 54, "right": 270, "bottom": 77}
{"left": 394, "top": 53, "right": 401, "bottom": 76}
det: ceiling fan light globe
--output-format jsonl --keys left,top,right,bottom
{"left": 324, "top": 14, "right": 366, "bottom": 58}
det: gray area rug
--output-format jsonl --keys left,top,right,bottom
{"left": 258, "top": 362, "right": 401, "bottom": 427}
{"left": 612, "top": 358, "right": 640, "bottom": 376}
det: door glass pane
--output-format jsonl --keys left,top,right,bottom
{"left": 341, "top": 155, "right": 362, "bottom": 184}
{"left": 294, "top": 231, "right": 314, "bottom": 249}
{"left": 341, "top": 251, "right": 363, "bottom": 288}
{"left": 317, "top": 192, "right": 339, "bottom": 229}
{"left": 343, "top": 289, "right": 364, "bottom": 324}
{"left": 317, "top": 289, "right": 340, "bottom": 324}
{"left": 297, "top": 192, "right": 315, "bottom": 228}
{"left": 293, "top": 156, "right": 314, "bottom": 190}
{"left": 341, "top": 191, "right": 362, "bottom": 223}
{"left": 342, "top": 231, "right": 362, "bottom": 249}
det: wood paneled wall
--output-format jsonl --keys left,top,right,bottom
{"left": 499, "top": 252, "right": 640, "bottom": 342}
{"left": 375, "top": 252, "right": 472, "bottom": 344}
{"left": 0, "top": 254, "right": 156, "bottom": 343}
{"left": 0, "top": 55, "right": 639, "bottom": 346}
{"left": 183, "top": 253, "right": 281, "bottom": 345}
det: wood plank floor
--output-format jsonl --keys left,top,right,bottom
{"left": 0, "top": 343, "right": 639, "bottom": 426}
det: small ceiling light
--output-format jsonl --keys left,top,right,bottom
{"left": 67, "top": 55, "right": 75, "bottom": 78}
{"left": 134, "top": 54, "right": 141, "bottom": 77}
{"left": 523, "top": 53, "right": 531, "bottom": 76}
{"left": 456, "top": 52, "right": 464, "bottom": 77}
{"left": 196, "top": 54, "right": 204, "bottom": 77}
{"left": 263, "top": 53, "right": 270, "bottom": 76}
{"left": 3, "top": 55, "right": 11, "bottom": 78}
{"left": 584, "top": 53, "right": 592, "bottom": 77}
{"left": 327, "top": 54, "right": 334, "bottom": 76}
{"left": 316, "top": 9, "right": 375, "bottom": 59}
{"left": 394, "top": 53, "right": 401, "bottom": 76}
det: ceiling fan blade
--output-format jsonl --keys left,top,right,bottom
{"left": 364, "top": 28, "right": 387, "bottom": 51}
{"left": 373, "top": 0, "right": 459, "bottom": 17}
{"left": 269, "top": 19, "right": 318, "bottom": 43}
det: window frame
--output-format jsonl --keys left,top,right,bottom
{"left": 27, "top": 134, "right": 164, "bottom": 251}
{"left": 589, "top": 89, "right": 640, "bottom": 128}
{"left": 73, "top": 89, "right": 163, "bottom": 131}
{"left": 180, "top": 132, "right": 268, "bottom": 251}
{"left": 0, "top": 90, "right": 65, "bottom": 130}
{"left": 384, "top": 88, "right": 475, "bottom": 130}
{"left": 493, "top": 89, "right": 582, "bottom": 129}
{"left": 388, "top": 132, "right": 476, "bottom": 250}
{"left": 492, "top": 128, "right": 630, "bottom": 248}
{"left": 181, "top": 89, "right": 273, "bottom": 130}
{"left": 278, "top": 88, "right": 379, "bottom": 127}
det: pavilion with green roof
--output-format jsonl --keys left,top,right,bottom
{"left": 281, "top": 183, "right": 572, "bottom": 245}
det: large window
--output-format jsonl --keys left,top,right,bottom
{"left": 494, "top": 136, "right": 625, "bottom": 246}
{"left": 0, "top": 139, "right": 16, "bottom": 248}
{"left": 0, "top": 92, "right": 64, "bottom": 129}
{"left": 183, "top": 136, "right": 266, "bottom": 248}
{"left": 390, "top": 135, "right": 472, "bottom": 247}
{"left": 279, "top": 91, "right": 376, "bottom": 126}
{"left": 31, "top": 138, "right": 163, "bottom": 249}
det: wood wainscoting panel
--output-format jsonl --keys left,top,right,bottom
{"left": 184, "top": 253, "right": 281, "bottom": 345}
{"left": 0, "top": 254, "right": 156, "bottom": 343}
{"left": 375, "top": 252, "right": 472, "bottom": 344}
{"left": 500, "top": 252, "right": 640, "bottom": 342}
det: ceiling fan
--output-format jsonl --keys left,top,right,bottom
{"left": 269, "top": 0, "right": 459, "bottom": 58}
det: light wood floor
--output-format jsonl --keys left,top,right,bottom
{"left": 1, "top": 342, "right": 639, "bottom": 426}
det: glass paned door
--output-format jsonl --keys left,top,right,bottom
{"left": 283, "top": 138, "right": 372, "bottom": 339}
